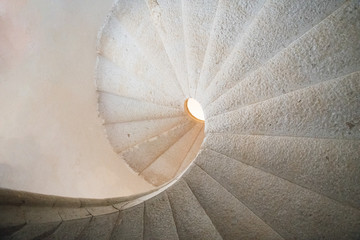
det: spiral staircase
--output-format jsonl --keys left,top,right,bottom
{"left": 1, "top": 0, "right": 360, "bottom": 239}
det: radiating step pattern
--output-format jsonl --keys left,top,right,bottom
{"left": 184, "top": 164, "right": 284, "bottom": 240}
{"left": 195, "top": 149, "right": 360, "bottom": 240}
{"left": 200, "top": 0, "right": 348, "bottom": 107}
{"left": 197, "top": 0, "right": 266, "bottom": 95}
{"left": 204, "top": 133, "right": 360, "bottom": 209}
{"left": 206, "top": 2, "right": 360, "bottom": 117}
{"left": 96, "top": 56, "right": 177, "bottom": 108}
{"left": 166, "top": 179, "right": 223, "bottom": 240}
{"left": 207, "top": 73, "right": 360, "bottom": 140}
{"left": 183, "top": 0, "right": 219, "bottom": 96}
{"left": 141, "top": 124, "right": 203, "bottom": 186}
{"left": 96, "top": 0, "right": 360, "bottom": 239}
{"left": 144, "top": 193, "right": 178, "bottom": 240}
{"left": 120, "top": 121, "right": 195, "bottom": 174}
{"left": 2, "top": 0, "right": 360, "bottom": 240}
{"left": 113, "top": 0, "right": 185, "bottom": 101}
{"left": 146, "top": 0, "right": 189, "bottom": 95}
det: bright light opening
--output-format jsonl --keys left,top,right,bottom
{"left": 185, "top": 98, "right": 205, "bottom": 122}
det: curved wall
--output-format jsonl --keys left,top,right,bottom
{"left": 0, "top": 0, "right": 153, "bottom": 198}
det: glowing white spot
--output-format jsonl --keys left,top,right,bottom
{"left": 186, "top": 98, "right": 205, "bottom": 121}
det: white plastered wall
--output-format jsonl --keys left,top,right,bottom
{"left": 0, "top": 0, "right": 153, "bottom": 198}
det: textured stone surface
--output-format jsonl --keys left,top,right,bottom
{"left": 96, "top": 56, "right": 176, "bottom": 108}
{"left": 99, "top": 92, "right": 183, "bottom": 124}
{"left": 77, "top": 211, "right": 118, "bottom": 240}
{"left": 176, "top": 126, "right": 204, "bottom": 176}
{"left": 182, "top": 0, "right": 219, "bottom": 96}
{"left": 206, "top": 2, "right": 360, "bottom": 117}
{"left": 184, "top": 165, "right": 283, "bottom": 240}
{"left": 121, "top": 121, "right": 194, "bottom": 173}
{"left": 196, "top": 149, "right": 360, "bottom": 240}
{"left": 114, "top": 0, "right": 185, "bottom": 100}
{"left": 10, "top": 207, "right": 62, "bottom": 240}
{"left": 144, "top": 193, "right": 178, "bottom": 240}
{"left": 58, "top": 208, "right": 91, "bottom": 221}
{"left": 110, "top": 203, "right": 144, "bottom": 240}
{"left": 141, "top": 124, "right": 202, "bottom": 186}
{"left": 166, "top": 179, "right": 222, "bottom": 240}
{"left": 201, "top": 0, "right": 347, "bottom": 107}
{"left": 106, "top": 116, "right": 187, "bottom": 152}
{"left": 207, "top": 73, "right": 360, "bottom": 140}
{"left": 204, "top": 133, "right": 360, "bottom": 209}
{"left": 47, "top": 218, "right": 91, "bottom": 240}
{"left": 0, "top": 206, "right": 25, "bottom": 238}
{"left": 146, "top": 0, "right": 189, "bottom": 95}
{"left": 1, "top": 0, "right": 360, "bottom": 239}
{"left": 198, "top": 0, "right": 265, "bottom": 92}
{"left": 100, "top": 15, "right": 183, "bottom": 104}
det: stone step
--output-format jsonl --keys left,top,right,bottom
{"left": 146, "top": 0, "right": 190, "bottom": 96}
{"left": 106, "top": 116, "right": 187, "bottom": 152}
{"left": 99, "top": 18, "right": 183, "bottom": 106}
{"left": 121, "top": 121, "right": 194, "bottom": 174}
{"left": 114, "top": 0, "right": 185, "bottom": 99}
{"left": 176, "top": 126, "right": 205, "bottom": 176}
{"left": 207, "top": 72, "right": 360, "bottom": 140}
{"left": 141, "top": 124, "right": 203, "bottom": 186}
{"left": 182, "top": 0, "right": 219, "bottom": 97}
{"left": 7, "top": 207, "right": 61, "bottom": 240}
{"left": 144, "top": 192, "right": 179, "bottom": 240}
{"left": 110, "top": 203, "right": 144, "bottom": 240}
{"left": 48, "top": 208, "right": 92, "bottom": 240}
{"left": 201, "top": 0, "right": 347, "bottom": 108}
{"left": 195, "top": 149, "right": 360, "bottom": 240}
{"left": 166, "top": 179, "right": 222, "bottom": 240}
{"left": 206, "top": 1, "right": 360, "bottom": 117}
{"left": 198, "top": 0, "right": 266, "bottom": 94}
{"left": 204, "top": 132, "right": 360, "bottom": 209}
{"left": 77, "top": 206, "right": 119, "bottom": 240}
{"left": 96, "top": 56, "right": 180, "bottom": 109}
{"left": 184, "top": 164, "right": 284, "bottom": 240}
{"left": 99, "top": 92, "right": 183, "bottom": 124}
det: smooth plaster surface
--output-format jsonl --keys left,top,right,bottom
{"left": 0, "top": 0, "right": 153, "bottom": 198}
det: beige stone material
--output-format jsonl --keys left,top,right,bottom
{"left": 1, "top": 0, "right": 360, "bottom": 239}
{"left": 206, "top": 2, "right": 360, "bottom": 116}
{"left": 144, "top": 193, "right": 179, "bottom": 240}
{"left": 207, "top": 73, "right": 360, "bottom": 140}
{"left": 146, "top": 0, "right": 190, "bottom": 95}
{"left": 110, "top": 203, "right": 144, "bottom": 240}
{"left": 141, "top": 124, "right": 203, "bottom": 186}
{"left": 195, "top": 149, "right": 360, "bottom": 240}
{"left": 183, "top": 0, "right": 219, "bottom": 96}
{"left": 10, "top": 207, "right": 61, "bottom": 240}
{"left": 201, "top": 0, "right": 347, "bottom": 107}
{"left": 96, "top": 56, "right": 177, "bottom": 108}
{"left": 184, "top": 165, "right": 283, "bottom": 240}
{"left": 106, "top": 116, "right": 187, "bottom": 152}
{"left": 77, "top": 211, "right": 118, "bottom": 240}
{"left": 204, "top": 133, "right": 360, "bottom": 209}
{"left": 0, "top": 206, "right": 25, "bottom": 238}
{"left": 166, "top": 180, "right": 222, "bottom": 240}
{"left": 198, "top": 0, "right": 265, "bottom": 93}
{"left": 121, "top": 121, "right": 194, "bottom": 174}
{"left": 176, "top": 126, "right": 205, "bottom": 176}
{"left": 47, "top": 218, "right": 91, "bottom": 240}
{"left": 99, "top": 92, "right": 183, "bottom": 124}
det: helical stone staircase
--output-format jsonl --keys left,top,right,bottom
{"left": 1, "top": 0, "right": 360, "bottom": 239}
